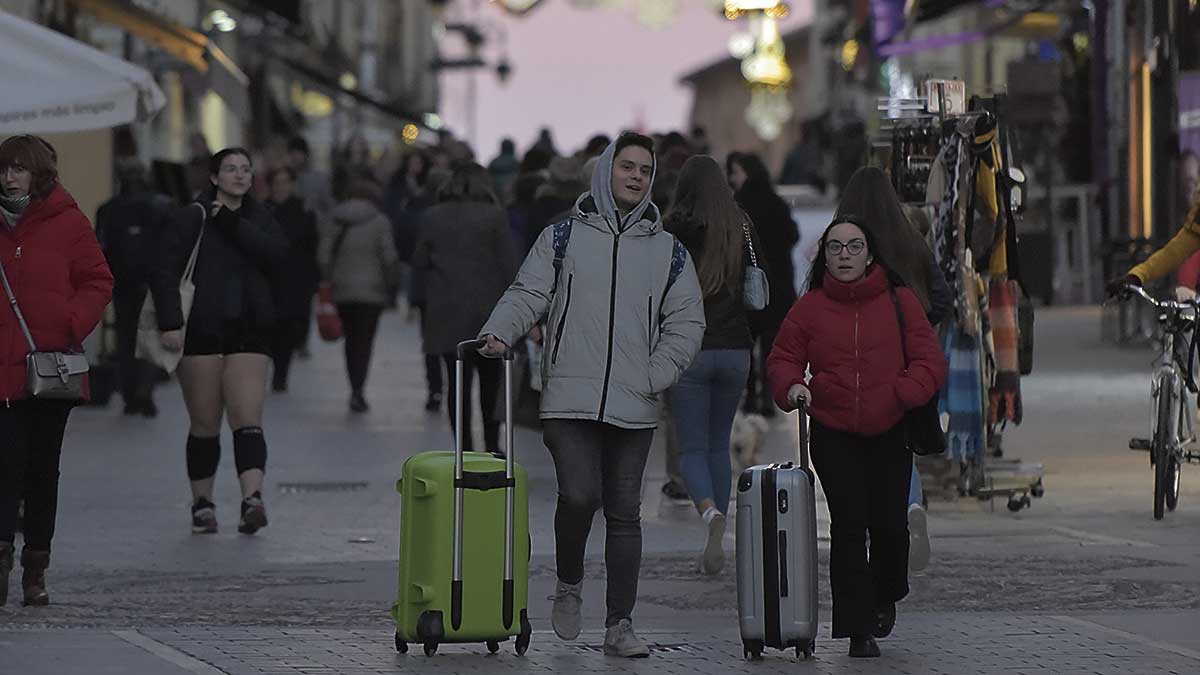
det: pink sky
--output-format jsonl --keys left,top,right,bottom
{"left": 437, "top": 1, "right": 810, "bottom": 160}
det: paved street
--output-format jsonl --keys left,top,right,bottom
{"left": 2, "top": 305, "right": 1200, "bottom": 674}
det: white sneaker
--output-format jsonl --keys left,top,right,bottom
{"left": 603, "top": 619, "right": 650, "bottom": 658}
{"left": 701, "top": 512, "right": 726, "bottom": 575}
{"left": 908, "top": 503, "right": 930, "bottom": 571}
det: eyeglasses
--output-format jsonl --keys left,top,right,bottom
{"left": 825, "top": 239, "right": 866, "bottom": 257}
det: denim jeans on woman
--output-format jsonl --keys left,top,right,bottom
{"left": 669, "top": 349, "right": 752, "bottom": 514}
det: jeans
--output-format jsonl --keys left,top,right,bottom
{"left": 669, "top": 349, "right": 751, "bottom": 514}
{"left": 442, "top": 352, "right": 502, "bottom": 452}
{"left": 0, "top": 400, "right": 73, "bottom": 552}
{"left": 542, "top": 419, "right": 654, "bottom": 627}
{"left": 336, "top": 303, "right": 384, "bottom": 395}
{"left": 113, "top": 285, "right": 158, "bottom": 407}
{"left": 909, "top": 464, "right": 924, "bottom": 508}
{"left": 810, "top": 420, "right": 911, "bottom": 639}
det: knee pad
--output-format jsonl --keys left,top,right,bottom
{"left": 233, "top": 427, "right": 267, "bottom": 475}
{"left": 186, "top": 435, "right": 220, "bottom": 481}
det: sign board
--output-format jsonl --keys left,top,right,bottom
{"left": 925, "top": 79, "right": 966, "bottom": 115}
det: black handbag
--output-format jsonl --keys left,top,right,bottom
{"left": 888, "top": 286, "right": 946, "bottom": 456}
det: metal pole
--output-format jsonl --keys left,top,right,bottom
{"left": 453, "top": 356, "right": 464, "bottom": 585}
{"left": 503, "top": 358, "right": 514, "bottom": 585}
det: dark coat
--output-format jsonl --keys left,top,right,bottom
{"left": 150, "top": 191, "right": 287, "bottom": 333}
{"left": 767, "top": 266, "right": 947, "bottom": 437}
{"left": 412, "top": 202, "right": 518, "bottom": 355}
{"left": 265, "top": 196, "right": 320, "bottom": 319}
{"left": 663, "top": 211, "right": 753, "bottom": 351}
{"left": 95, "top": 189, "right": 172, "bottom": 289}
{"left": 0, "top": 185, "right": 113, "bottom": 401}
{"left": 736, "top": 182, "right": 799, "bottom": 333}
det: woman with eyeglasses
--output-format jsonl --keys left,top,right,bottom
{"left": 150, "top": 148, "right": 287, "bottom": 537}
{"left": 767, "top": 216, "right": 946, "bottom": 659}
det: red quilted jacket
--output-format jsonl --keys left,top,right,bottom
{"left": 767, "top": 266, "right": 947, "bottom": 437}
{"left": 0, "top": 184, "right": 113, "bottom": 403}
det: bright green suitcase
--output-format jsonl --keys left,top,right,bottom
{"left": 391, "top": 341, "right": 532, "bottom": 656}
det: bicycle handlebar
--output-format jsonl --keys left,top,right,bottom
{"left": 1123, "top": 284, "right": 1200, "bottom": 314}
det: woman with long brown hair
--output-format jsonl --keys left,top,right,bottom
{"left": 664, "top": 155, "right": 757, "bottom": 574}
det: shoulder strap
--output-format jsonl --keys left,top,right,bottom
{"left": 657, "top": 238, "right": 689, "bottom": 316}
{"left": 888, "top": 284, "right": 911, "bottom": 368}
{"left": 550, "top": 218, "right": 573, "bottom": 294}
{"left": 0, "top": 255, "right": 36, "bottom": 353}
{"left": 330, "top": 221, "right": 353, "bottom": 272}
{"left": 182, "top": 202, "right": 206, "bottom": 283}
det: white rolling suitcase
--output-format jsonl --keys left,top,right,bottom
{"left": 735, "top": 404, "right": 819, "bottom": 661}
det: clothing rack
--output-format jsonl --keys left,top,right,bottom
{"left": 877, "top": 82, "right": 1046, "bottom": 513}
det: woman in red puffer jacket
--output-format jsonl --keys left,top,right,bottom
{"left": 0, "top": 135, "right": 113, "bottom": 608}
{"left": 767, "top": 216, "right": 946, "bottom": 659}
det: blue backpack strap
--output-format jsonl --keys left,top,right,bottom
{"left": 658, "top": 238, "right": 689, "bottom": 317}
{"left": 550, "top": 218, "right": 573, "bottom": 294}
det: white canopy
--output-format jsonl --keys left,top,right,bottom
{"left": 0, "top": 10, "right": 166, "bottom": 134}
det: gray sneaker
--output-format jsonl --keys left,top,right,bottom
{"left": 908, "top": 503, "right": 930, "bottom": 571}
{"left": 603, "top": 619, "right": 650, "bottom": 658}
{"left": 551, "top": 579, "right": 583, "bottom": 640}
{"left": 701, "top": 513, "right": 726, "bottom": 574}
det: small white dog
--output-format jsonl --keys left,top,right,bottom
{"left": 730, "top": 411, "right": 770, "bottom": 471}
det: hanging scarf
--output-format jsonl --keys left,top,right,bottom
{"left": 939, "top": 323, "right": 986, "bottom": 462}
{"left": 988, "top": 278, "right": 1022, "bottom": 424}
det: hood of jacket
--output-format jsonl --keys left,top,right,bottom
{"left": 578, "top": 138, "right": 658, "bottom": 233}
{"left": 330, "top": 198, "right": 381, "bottom": 226}
{"left": 820, "top": 265, "right": 890, "bottom": 304}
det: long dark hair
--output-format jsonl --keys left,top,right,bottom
{"left": 833, "top": 166, "right": 932, "bottom": 311}
{"left": 807, "top": 216, "right": 897, "bottom": 293}
{"left": 668, "top": 155, "right": 746, "bottom": 297}
{"left": 436, "top": 161, "right": 499, "bottom": 206}
{"left": 727, "top": 152, "right": 773, "bottom": 195}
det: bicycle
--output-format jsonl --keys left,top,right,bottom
{"left": 1121, "top": 284, "right": 1200, "bottom": 519}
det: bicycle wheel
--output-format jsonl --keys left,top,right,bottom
{"left": 1153, "top": 384, "right": 1173, "bottom": 520}
{"left": 1165, "top": 451, "right": 1181, "bottom": 511}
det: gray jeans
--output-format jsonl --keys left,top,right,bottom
{"left": 542, "top": 419, "right": 654, "bottom": 627}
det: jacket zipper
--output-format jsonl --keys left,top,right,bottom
{"left": 551, "top": 274, "right": 574, "bottom": 365}
{"left": 647, "top": 295, "right": 653, "bottom": 357}
{"left": 596, "top": 230, "right": 621, "bottom": 422}
{"left": 854, "top": 304, "right": 861, "bottom": 432}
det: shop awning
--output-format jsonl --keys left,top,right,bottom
{"left": 66, "top": 0, "right": 250, "bottom": 119}
{"left": 0, "top": 9, "right": 165, "bottom": 133}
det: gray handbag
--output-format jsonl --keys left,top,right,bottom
{"left": 0, "top": 257, "right": 88, "bottom": 401}
{"left": 743, "top": 224, "right": 770, "bottom": 311}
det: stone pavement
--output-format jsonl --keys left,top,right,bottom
{"left": 2, "top": 306, "right": 1200, "bottom": 674}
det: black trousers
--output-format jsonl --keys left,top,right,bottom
{"left": 745, "top": 325, "right": 781, "bottom": 415}
{"left": 810, "top": 420, "right": 911, "bottom": 639}
{"left": 271, "top": 317, "right": 309, "bottom": 388}
{"left": 113, "top": 285, "right": 157, "bottom": 406}
{"left": 0, "top": 400, "right": 73, "bottom": 552}
{"left": 336, "top": 303, "right": 384, "bottom": 395}
{"left": 418, "top": 309, "right": 442, "bottom": 399}
{"left": 442, "top": 352, "right": 501, "bottom": 452}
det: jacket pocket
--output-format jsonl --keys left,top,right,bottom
{"left": 647, "top": 295, "right": 653, "bottom": 357}
{"left": 551, "top": 273, "right": 573, "bottom": 365}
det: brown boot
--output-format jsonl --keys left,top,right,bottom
{"left": 20, "top": 549, "right": 49, "bottom": 607}
{"left": 0, "top": 542, "right": 12, "bottom": 606}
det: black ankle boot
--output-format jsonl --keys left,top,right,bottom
{"left": 849, "top": 635, "right": 880, "bottom": 658}
{"left": 20, "top": 549, "right": 50, "bottom": 607}
{"left": 0, "top": 542, "right": 13, "bottom": 606}
{"left": 873, "top": 602, "right": 897, "bottom": 638}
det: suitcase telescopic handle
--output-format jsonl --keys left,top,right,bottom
{"left": 797, "top": 401, "right": 810, "bottom": 472}
{"left": 451, "top": 339, "right": 518, "bottom": 631}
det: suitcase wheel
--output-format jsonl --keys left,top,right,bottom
{"left": 797, "top": 640, "right": 815, "bottom": 660}
{"left": 487, "top": 640, "right": 501, "bottom": 654}
{"left": 423, "top": 641, "right": 438, "bottom": 657}
{"left": 394, "top": 632, "right": 407, "bottom": 654}
{"left": 743, "top": 640, "right": 764, "bottom": 660}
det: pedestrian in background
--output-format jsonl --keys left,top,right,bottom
{"left": 0, "top": 134, "right": 113, "bottom": 606}
{"left": 833, "top": 166, "right": 952, "bottom": 572}
{"left": 768, "top": 217, "right": 946, "bottom": 658}
{"left": 263, "top": 168, "right": 319, "bottom": 393}
{"left": 412, "top": 162, "right": 517, "bottom": 453}
{"left": 664, "top": 155, "right": 756, "bottom": 575}
{"left": 319, "top": 177, "right": 399, "bottom": 414}
{"left": 479, "top": 133, "right": 705, "bottom": 657}
{"left": 728, "top": 152, "right": 799, "bottom": 417}
{"left": 488, "top": 137, "right": 520, "bottom": 202}
{"left": 151, "top": 148, "right": 287, "bottom": 537}
{"left": 96, "top": 160, "right": 172, "bottom": 416}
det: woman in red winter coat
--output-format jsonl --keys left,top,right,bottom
{"left": 767, "top": 216, "right": 946, "bottom": 659}
{"left": 0, "top": 135, "right": 114, "bottom": 607}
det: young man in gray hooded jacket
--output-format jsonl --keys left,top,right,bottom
{"left": 479, "top": 133, "right": 705, "bottom": 657}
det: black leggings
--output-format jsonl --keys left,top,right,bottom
{"left": 337, "top": 303, "right": 384, "bottom": 394}
{"left": 442, "top": 352, "right": 502, "bottom": 452}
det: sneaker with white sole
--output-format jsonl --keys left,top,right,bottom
{"left": 238, "top": 493, "right": 268, "bottom": 535}
{"left": 191, "top": 498, "right": 217, "bottom": 534}
{"left": 701, "top": 512, "right": 726, "bottom": 574}
{"left": 908, "top": 503, "right": 930, "bottom": 571}
{"left": 603, "top": 619, "right": 650, "bottom": 658}
{"left": 551, "top": 579, "right": 583, "bottom": 640}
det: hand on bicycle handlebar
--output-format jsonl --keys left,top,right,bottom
{"left": 1106, "top": 274, "right": 1141, "bottom": 299}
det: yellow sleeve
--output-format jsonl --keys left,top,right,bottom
{"left": 1130, "top": 223, "right": 1200, "bottom": 284}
